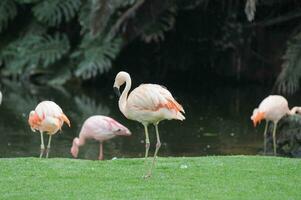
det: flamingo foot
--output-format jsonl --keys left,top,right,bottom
{"left": 39, "top": 145, "right": 45, "bottom": 158}
{"left": 45, "top": 147, "right": 50, "bottom": 158}
{"left": 142, "top": 172, "right": 152, "bottom": 179}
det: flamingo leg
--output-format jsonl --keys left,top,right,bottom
{"left": 272, "top": 122, "right": 278, "bottom": 156}
{"left": 143, "top": 124, "right": 150, "bottom": 162}
{"left": 145, "top": 123, "right": 161, "bottom": 178}
{"left": 263, "top": 120, "right": 269, "bottom": 155}
{"left": 98, "top": 142, "right": 104, "bottom": 160}
{"left": 39, "top": 132, "right": 45, "bottom": 158}
{"left": 46, "top": 135, "right": 52, "bottom": 158}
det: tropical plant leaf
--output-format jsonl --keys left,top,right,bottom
{"left": 109, "top": 0, "right": 145, "bottom": 37}
{"left": 48, "top": 67, "right": 72, "bottom": 85}
{"left": 32, "top": 0, "right": 81, "bottom": 26}
{"left": 20, "top": 19, "right": 47, "bottom": 36}
{"left": 141, "top": 7, "right": 177, "bottom": 43}
{"left": 0, "top": 0, "right": 17, "bottom": 33}
{"left": 14, "top": 0, "right": 41, "bottom": 4}
{"left": 78, "top": 0, "right": 92, "bottom": 34}
{"left": 274, "top": 32, "right": 301, "bottom": 94}
{"left": 89, "top": 0, "right": 138, "bottom": 36}
{"left": 73, "top": 35, "right": 122, "bottom": 79}
{"left": 72, "top": 95, "right": 110, "bottom": 122}
{"left": 90, "top": 0, "right": 114, "bottom": 36}
{"left": 1, "top": 33, "right": 70, "bottom": 76}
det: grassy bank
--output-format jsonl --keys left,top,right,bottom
{"left": 0, "top": 156, "right": 300, "bottom": 199}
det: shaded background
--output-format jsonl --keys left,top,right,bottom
{"left": 1, "top": 0, "right": 301, "bottom": 158}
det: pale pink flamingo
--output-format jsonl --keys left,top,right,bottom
{"left": 28, "top": 100, "right": 70, "bottom": 158}
{"left": 70, "top": 115, "right": 131, "bottom": 160}
{"left": 113, "top": 71, "right": 185, "bottom": 177}
{"left": 251, "top": 95, "right": 300, "bottom": 155}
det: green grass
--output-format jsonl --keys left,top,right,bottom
{"left": 0, "top": 156, "right": 300, "bottom": 200}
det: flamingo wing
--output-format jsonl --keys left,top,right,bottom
{"left": 35, "top": 101, "right": 63, "bottom": 118}
{"left": 80, "top": 116, "right": 118, "bottom": 140}
{"left": 259, "top": 95, "right": 289, "bottom": 120}
{"left": 40, "top": 116, "right": 61, "bottom": 134}
{"left": 29, "top": 101, "right": 70, "bottom": 134}
{"left": 128, "top": 84, "right": 184, "bottom": 113}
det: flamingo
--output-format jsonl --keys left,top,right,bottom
{"left": 113, "top": 71, "right": 185, "bottom": 177}
{"left": 28, "top": 100, "right": 70, "bottom": 158}
{"left": 251, "top": 95, "right": 300, "bottom": 155}
{"left": 70, "top": 115, "right": 131, "bottom": 160}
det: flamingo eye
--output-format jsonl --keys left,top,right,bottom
{"left": 117, "top": 129, "right": 121, "bottom": 132}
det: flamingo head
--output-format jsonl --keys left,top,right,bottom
{"left": 113, "top": 71, "right": 130, "bottom": 97}
{"left": 71, "top": 138, "right": 80, "bottom": 158}
{"left": 251, "top": 109, "right": 265, "bottom": 127}
{"left": 28, "top": 111, "right": 41, "bottom": 131}
{"left": 113, "top": 126, "right": 131, "bottom": 136}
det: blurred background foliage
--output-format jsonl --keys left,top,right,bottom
{"left": 0, "top": 0, "right": 301, "bottom": 93}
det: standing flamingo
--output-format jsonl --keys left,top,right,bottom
{"left": 113, "top": 71, "right": 185, "bottom": 177}
{"left": 251, "top": 95, "right": 300, "bottom": 155}
{"left": 28, "top": 100, "right": 70, "bottom": 158}
{"left": 70, "top": 115, "right": 131, "bottom": 160}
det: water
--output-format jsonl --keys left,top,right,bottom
{"left": 0, "top": 80, "right": 292, "bottom": 159}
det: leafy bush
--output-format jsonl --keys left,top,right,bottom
{"left": 0, "top": 0, "right": 177, "bottom": 84}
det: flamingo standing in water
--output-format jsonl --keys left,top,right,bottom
{"left": 251, "top": 95, "right": 300, "bottom": 155}
{"left": 28, "top": 101, "right": 70, "bottom": 158}
{"left": 113, "top": 71, "right": 185, "bottom": 177}
{"left": 70, "top": 115, "right": 131, "bottom": 160}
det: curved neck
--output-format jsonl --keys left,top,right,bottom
{"left": 119, "top": 76, "right": 131, "bottom": 116}
{"left": 74, "top": 135, "right": 86, "bottom": 147}
{"left": 289, "top": 106, "right": 301, "bottom": 115}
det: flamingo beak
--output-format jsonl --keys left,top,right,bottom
{"left": 123, "top": 129, "right": 131, "bottom": 136}
{"left": 113, "top": 86, "right": 120, "bottom": 97}
{"left": 126, "top": 130, "right": 131, "bottom": 136}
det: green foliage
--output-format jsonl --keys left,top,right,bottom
{"left": 89, "top": 0, "right": 115, "bottom": 36}
{"left": 0, "top": 0, "right": 17, "bottom": 33}
{"left": 33, "top": 0, "right": 81, "bottom": 26}
{"left": 89, "top": 0, "right": 138, "bottom": 36}
{"left": 78, "top": 0, "right": 92, "bottom": 34}
{"left": 72, "top": 95, "right": 110, "bottom": 122}
{"left": 275, "top": 32, "right": 301, "bottom": 94}
{"left": 73, "top": 35, "right": 122, "bottom": 79}
{"left": 141, "top": 8, "right": 177, "bottom": 43}
{"left": 0, "top": 33, "right": 70, "bottom": 75}
{"left": 0, "top": 0, "right": 216, "bottom": 84}
{"left": 0, "top": 0, "right": 193, "bottom": 84}
{"left": 48, "top": 65, "right": 72, "bottom": 85}
{"left": 0, "top": 0, "right": 300, "bottom": 88}
{"left": 14, "top": 0, "right": 41, "bottom": 4}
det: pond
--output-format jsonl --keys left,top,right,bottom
{"left": 0, "top": 79, "right": 299, "bottom": 159}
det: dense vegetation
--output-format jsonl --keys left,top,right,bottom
{"left": 0, "top": 0, "right": 301, "bottom": 93}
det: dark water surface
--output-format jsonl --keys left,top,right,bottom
{"left": 0, "top": 80, "right": 293, "bottom": 159}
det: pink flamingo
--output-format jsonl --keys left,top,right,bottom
{"left": 70, "top": 115, "right": 131, "bottom": 160}
{"left": 251, "top": 95, "right": 300, "bottom": 155}
{"left": 113, "top": 71, "right": 185, "bottom": 177}
{"left": 28, "top": 100, "right": 70, "bottom": 158}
